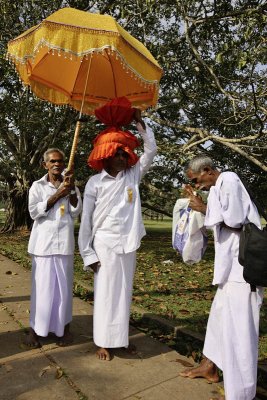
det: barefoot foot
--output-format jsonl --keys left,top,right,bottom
{"left": 23, "top": 328, "right": 41, "bottom": 349}
{"left": 179, "top": 357, "right": 219, "bottom": 383}
{"left": 56, "top": 324, "right": 73, "bottom": 347}
{"left": 96, "top": 347, "right": 111, "bottom": 361}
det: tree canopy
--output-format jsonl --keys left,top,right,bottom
{"left": 0, "top": 0, "right": 266, "bottom": 230}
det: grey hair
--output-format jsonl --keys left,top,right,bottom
{"left": 185, "top": 155, "right": 216, "bottom": 173}
{"left": 43, "top": 148, "right": 65, "bottom": 162}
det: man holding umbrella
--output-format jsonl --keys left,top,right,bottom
{"left": 25, "top": 148, "right": 82, "bottom": 348}
{"left": 79, "top": 98, "right": 157, "bottom": 360}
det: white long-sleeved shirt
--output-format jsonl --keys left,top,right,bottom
{"left": 78, "top": 122, "right": 157, "bottom": 269}
{"left": 205, "top": 171, "right": 261, "bottom": 284}
{"left": 28, "top": 174, "right": 82, "bottom": 256}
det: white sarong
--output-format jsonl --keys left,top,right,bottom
{"left": 93, "top": 237, "right": 136, "bottom": 348}
{"left": 30, "top": 255, "right": 73, "bottom": 337}
{"left": 203, "top": 282, "right": 263, "bottom": 400}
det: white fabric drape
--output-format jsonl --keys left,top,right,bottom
{"left": 204, "top": 282, "right": 263, "bottom": 400}
{"left": 30, "top": 255, "right": 73, "bottom": 337}
{"left": 92, "top": 237, "right": 136, "bottom": 348}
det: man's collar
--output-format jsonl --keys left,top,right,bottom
{"left": 100, "top": 169, "right": 124, "bottom": 180}
{"left": 36, "top": 174, "right": 49, "bottom": 183}
{"left": 37, "top": 173, "right": 63, "bottom": 187}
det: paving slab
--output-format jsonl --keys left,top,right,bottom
{"left": 0, "top": 254, "right": 223, "bottom": 400}
{"left": 0, "top": 351, "right": 77, "bottom": 400}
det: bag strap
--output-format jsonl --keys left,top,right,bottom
{"left": 238, "top": 176, "right": 267, "bottom": 222}
{"left": 223, "top": 171, "right": 267, "bottom": 221}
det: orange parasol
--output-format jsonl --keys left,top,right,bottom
{"left": 6, "top": 7, "right": 162, "bottom": 170}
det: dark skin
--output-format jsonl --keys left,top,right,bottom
{"left": 89, "top": 109, "right": 144, "bottom": 361}
{"left": 23, "top": 151, "right": 77, "bottom": 348}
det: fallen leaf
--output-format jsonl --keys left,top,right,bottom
{"left": 132, "top": 296, "right": 143, "bottom": 302}
{"left": 179, "top": 309, "right": 190, "bottom": 315}
{"left": 216, "top": 385, "right": 225, "bottom": 395}
{"left": 55, "top": 367, "right": 64, "bottom": 379}
{"left": 39, "top": 365, "right": 51, "bottom": 377}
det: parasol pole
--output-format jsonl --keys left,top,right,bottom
{"left": 67, "top": 53, "right": 93, "bottom": 171}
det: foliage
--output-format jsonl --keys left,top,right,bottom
{"left": 0, "top": 0, "right": 267, "bottom": 230}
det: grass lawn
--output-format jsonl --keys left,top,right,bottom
{"left": 0, "top": 218, "right": 266, "bottom": 364}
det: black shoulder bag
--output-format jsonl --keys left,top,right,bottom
{"left": 238, "top": 178, "right": 267, "bottom": 289}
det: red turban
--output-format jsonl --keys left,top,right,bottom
{"left": 88, "top": 97, "right": 140, "bottom": 171}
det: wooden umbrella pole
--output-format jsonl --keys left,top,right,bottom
{"left": 68, "top": 54, "right": 93, "bottom": 171}
{"left": 67, "top": 120, "right": 82, "bottom": 171}
{"left": 67, "top": 54, "right": 92, "bottom": 172}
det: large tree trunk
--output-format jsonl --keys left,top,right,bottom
{"left": 1, "top": 185, "right": 32, "bottom": 232}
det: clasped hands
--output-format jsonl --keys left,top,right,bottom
{"left": 183, "top": 184, "right": 207, "bottom": 214}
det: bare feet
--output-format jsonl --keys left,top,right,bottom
{"left": 56, "top": 324, "right": 73, "bottom": 347}
{"left": 23, "top": 328, "right": 41, "bottom": 349}
{"left": 179, "top": 357, "right": 220, "bottom": 383}
{"left": 96, "top": 347, "right": 111, "bottom": 361}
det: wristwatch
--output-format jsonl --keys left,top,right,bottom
{"left": 70, "top": 189, "right": 76, "bottom": 195}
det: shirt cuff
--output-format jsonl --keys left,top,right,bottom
{"left": 82, "top": 253, "right": 99, "bottom": 270}
{"left": 37, "top": 201, "right": 49, "bottom": 216}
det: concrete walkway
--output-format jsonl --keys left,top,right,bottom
{"left": 0, "top": 254, "right": 225, "bottom": 400}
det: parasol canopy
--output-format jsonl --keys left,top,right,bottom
{"left": 6, "top": 7, "right": 163, "bottom": 115}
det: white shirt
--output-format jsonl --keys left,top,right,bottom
{"left": 205, "top": 172, "right": 261, "bottom": 284}
{"left": 78, "top": 122, "right": 157, "bottom": 268}
{"left": 28, "top": 174, "right": 82, "bottom": 256}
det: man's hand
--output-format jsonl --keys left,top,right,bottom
{"left": 63, "top": 170, "right": 78, "bottom": 207}
{"left": 46, "top": 184, "right": 70, "bottom": 210}
{"left": 188, "top": 194, "right": 207, "bottom": 214}
{"left": 63, "top": 170, "right": 75, "bottom": 189}
{"left": 183, "top": 184, "right": 195, "bottom": 197}
{"left": 88, "top": 262, "right": 101, "bottom": 273}
{"left": 46, "top": 170, "right": 77, "bottom": 210}
{"left": 133, "top": 108, "right": 146, "bottom": 130}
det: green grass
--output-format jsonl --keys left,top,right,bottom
{"left": 0, "top": 219, "right": 266, "bottom": 362}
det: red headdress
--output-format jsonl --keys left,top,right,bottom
{"left": 87, "top": 97, "right": 140, "bottom": 171}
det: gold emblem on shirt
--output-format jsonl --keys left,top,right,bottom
{"left": 60, "top": 204, "right": 65, "bottom": 216}
{"left": 127, "top": 188, "right": 133, "bottom": 203}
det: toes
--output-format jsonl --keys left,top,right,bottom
{"left": 96, "top": 349, "right": 111, "bottom": 361}
{"left": 179, "top": 369, "right": 192, "bottom": 377}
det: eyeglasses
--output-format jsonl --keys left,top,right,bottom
{"left": 47, "top": 159, "right": 64, "bottom": 163}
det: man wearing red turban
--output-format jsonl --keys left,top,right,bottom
{"left": 78, "top": 98, "right": 157, "bottom": 361}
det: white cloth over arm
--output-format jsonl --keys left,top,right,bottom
{"left": 172, "top": 198, "right": 207, "bottom": 264}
